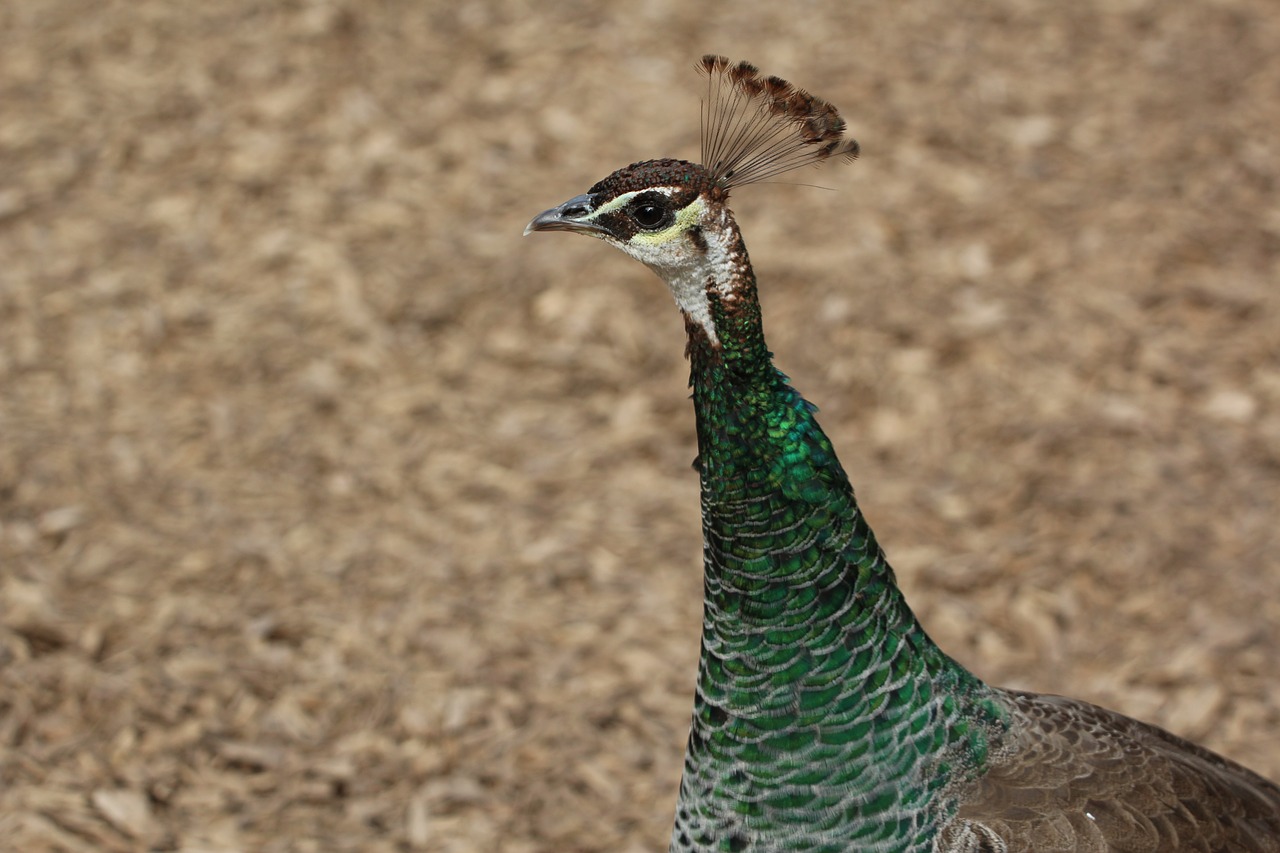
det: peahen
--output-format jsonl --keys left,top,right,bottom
{"left": 525, "top": 55, "right": 1280, "bottom": 853}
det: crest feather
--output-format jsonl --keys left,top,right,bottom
{"left": 696, "top": 54, "right": 859, "bottom": 192}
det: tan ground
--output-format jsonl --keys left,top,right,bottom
{"left": 1, "top": 2, "right": 1278, "bottom": 851}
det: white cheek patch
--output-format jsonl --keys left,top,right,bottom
{"left": 624, "top": 199, "right": 734, "bottom": 348}
{"left": 588, "top": 188, "right": 734, "bottom": 348}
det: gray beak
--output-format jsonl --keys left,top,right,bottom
{"left": 523, "top": 194, "right": 607, "bottom": 237}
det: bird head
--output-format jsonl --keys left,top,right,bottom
{"left": 523, "top": 157, "right": 722, "bottom": 266}
{"left": 526, "top": 56, "right": 858, "bottom": 348}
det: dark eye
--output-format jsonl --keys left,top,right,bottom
{"left": 631, "top": 202, "right": 669, "bottom": 230}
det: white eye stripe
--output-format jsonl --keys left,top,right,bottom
{"left": 583, "top": 187, "right": 681, "bottom": 221}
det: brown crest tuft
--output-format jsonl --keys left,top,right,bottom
{"left": 696, "top": 54, "right": 859, "bottom": 192}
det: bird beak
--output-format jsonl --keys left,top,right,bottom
{"left": 523, "top": 194, "right": 607, "bottom": 237}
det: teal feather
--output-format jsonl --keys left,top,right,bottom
{"left": 672, "top": 270, "right": 1009, "bottom": 851}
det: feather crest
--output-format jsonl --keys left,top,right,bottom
{"left": 697, "top": 54, "right": 859, "bottom": 191}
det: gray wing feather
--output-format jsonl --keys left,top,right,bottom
{"left": 942, "top": 690, "right": 1280, "bottom": 853}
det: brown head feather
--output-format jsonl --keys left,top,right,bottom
{"left": 696, "top": 54, "right": 859, "bottom": 192}
{"left": 698, "top": 55, "right": 726, "bottom": 76}
{"left": 728, "top": 60, "right": 759, "bottom": 84}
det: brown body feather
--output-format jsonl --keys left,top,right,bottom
{"left": 946, "top": 691, "right": 1280, "bottom": 852}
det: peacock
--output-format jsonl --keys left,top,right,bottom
{"left": 525, "top": 55, "right": 1280, "bottom": 853}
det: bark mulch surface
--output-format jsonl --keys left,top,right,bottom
{"left": 2, "top": 2, "right": 1277, "bottom": 851}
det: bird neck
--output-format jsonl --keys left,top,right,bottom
{"left": 685, "top": 282, "right": 968, "bottom": 691}
{"left": 685, "top": 265, "right": 907, "bottom": 635}
{"left": 677, "top": 250, "right": 1009, "bottom": 844}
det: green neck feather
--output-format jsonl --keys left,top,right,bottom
{"left": 673, "top": 251, "right": 1008, "bottom": 850}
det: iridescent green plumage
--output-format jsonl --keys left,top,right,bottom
{"left": 676, "top": 259, "right": 1010, "bottom": 851}
{"left": 526, "top": 55, "right": 1280, "bottom": 853}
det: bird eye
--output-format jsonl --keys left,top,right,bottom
{"left": 631, "top": 202, "right": 669, "bottom": 230}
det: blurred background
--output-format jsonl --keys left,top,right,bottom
{"left": 1, "top": 1, "right": 1278, "bottom": 850}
